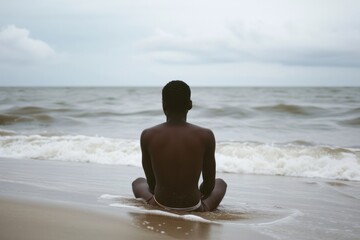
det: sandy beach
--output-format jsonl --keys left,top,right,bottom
{"left": 0, "top": 198, "right": 169, "bottom": 240}
{"left": 1, "top": 157, "right": 359, "bottom": 240}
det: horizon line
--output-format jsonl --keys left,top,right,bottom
{"left": 0, "top": 85, "right": 359, "bottom": 88}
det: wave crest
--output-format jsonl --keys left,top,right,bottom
{"left": 0, "top": 114, "right": 33, "bottom": 125}
{"left": 254, "top": 104, "right": 323, "bottom": 116}
{"left": 216, "top": 142, "right": 359, "bottom": 181}
{"left": 0, "top": 135, "right": 359, "bottom": 181}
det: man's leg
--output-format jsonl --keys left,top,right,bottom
{"left": 132, "top": 177, "right": 153, "bottom": 202}
{"left": 201, "top": 178, "right": 227, "bottom": 211}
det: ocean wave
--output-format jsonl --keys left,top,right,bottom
{"left": 0, "top": 135, "right": 359, "bottom": 181}
{"left": 216, "top": 142, "right": 359, "bottom": 181}
{"left": 0, "top": 106, "right": 78, "bottom": 125}
{"left": 72, "top": 109, "right": 162, "bottom": 118}
{"left": 0, "top": 128, "right": 16, "bottom": 136}
{"left": 195, "top": 107, "right": 249, "bottom": 118}
{"left": 254, "top": 104, "right": 324, "bottom": 116}
{"left": 340, "top": 117, "right": 360, "bottom": 126}
{"left": 0, "top": 114, "right": 54, "bottom": 125}
{"left": 5, "top": 106, "right": 53, "bottom": 114}
{"left": 0, "top": 135, "right": 140, "bottom": 165}
{"left": 4, "top": 106, "right": 72, "bottom": 115}
{"left": 346, "top": 107, "right": 360, "bottom": 114}
{"left": 0, "top": 114, "right": 33, "bottom": 125}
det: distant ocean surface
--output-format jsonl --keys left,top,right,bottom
{"left": 0, "top": 87, "right": 359, "bottom": 181}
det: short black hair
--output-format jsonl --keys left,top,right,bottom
{"left": 162, "top": 80, "right": 191, "bottom": 113}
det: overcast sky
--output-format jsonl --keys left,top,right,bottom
{"left": 0, "top": 0, "right": 360, "bottom": 86}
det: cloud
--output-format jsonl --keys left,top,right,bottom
{"left": 137, "top": 21, "right": 360, "bottom": 68}
{"left": 1, "top": 0, "right": 359, "bottom": 86}
{"left": 0, "top": 25, "right": 56, "bottom": 64}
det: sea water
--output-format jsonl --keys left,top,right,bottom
{"left": 0, "top": 87, "right": 359, "bottom": 181}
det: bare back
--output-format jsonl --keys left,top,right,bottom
{"left": 141, "top": 122, "right": 216, "bottom": 208}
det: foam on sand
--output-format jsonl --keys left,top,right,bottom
{"left": 98, "top": 194, "right": 302, "bottom": 226}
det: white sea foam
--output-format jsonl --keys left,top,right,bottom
{"left": 0, "top": 134, "right": 141, "bottom": 167}
{"left": 253, "top": 209, "right": 304, "bottom": 226}
{"left": 0, "top": 135, "right": 359, "bottom": 181}
{"left": 99, "top": 194, "right": 125, "bottom": 200}
{"left": 109, "top": 203, "right": 212, "bottom": 223}
{"left": 216, "top": 142, "right": 360, "bottom": 181}
{"left": 140, "top": 209, "right": 212, "bottom": 223}
{"left": 99, "top": 194, "right": 212, "bottom": 223}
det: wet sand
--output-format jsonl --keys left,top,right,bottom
{"left": 0, "top": 198, "right": 169, "bottom": 240}
{"left": 0, "top": 157, "right": 359, "bottom": 239}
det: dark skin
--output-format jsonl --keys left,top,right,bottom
{"left": 132, "top": 101, "right": 227, "bottom": 211}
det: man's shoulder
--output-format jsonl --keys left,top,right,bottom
{"left": 141, "top": 122, "right": 214, "bottom": 139}
{"left": 141, "top": 123, "right": 166, "bottom": 136}
{"left": 187, "top": 122, "right": 212, "bottom": 131}
{"left": 187, "top": 123, "right": 215, "bottom": 138}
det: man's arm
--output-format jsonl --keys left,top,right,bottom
{"left": 141, "top": 130, "right": 156, "bottom": 193}
{"left": 200, "top": 129, "right": 216, "bottom": 198}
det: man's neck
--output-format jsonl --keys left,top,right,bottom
{"left": 166, "top": 113, "right": 187, "bottom": 124}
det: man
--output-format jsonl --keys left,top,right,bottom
{"left": 132, "top": 80, "right": 227, "bottom": 212}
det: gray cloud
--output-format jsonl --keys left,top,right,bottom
{"left": 1, "top": 0, "right": 360, "bottom": 86}
{"left": 137, "top": 22, "right": 360, "bottom": 67}
{"left": 0, "top": 25, "right": 57, "bottom": 65}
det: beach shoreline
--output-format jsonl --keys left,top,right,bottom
{"left": 0, "top": 157, "right": 274, "bottom": 240}
{"left": 0, "top": 157, "right": 359, "bottom": 240}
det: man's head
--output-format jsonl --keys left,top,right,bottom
{"left": 162, "top": 80, "right": 192, "bottom": 114}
